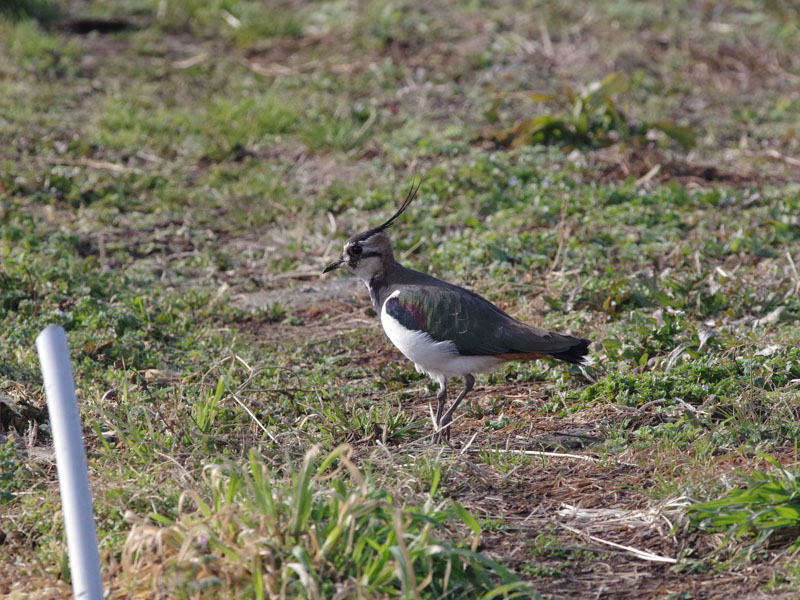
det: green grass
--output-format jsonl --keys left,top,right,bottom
{"left": 688, "top": 454, "right": 800, "bottom": 560}
{"left": 2, "top": 0, "right": 800, "bottom": 597}
{"left": 488, "top": 72, "right": 696, "bottom": 150}
{"left": 120, "top": 445, "right": 536, "bottom": 598}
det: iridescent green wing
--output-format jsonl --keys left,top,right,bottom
{"left": 386, "top": 285, "right": 577, "bottom": 356}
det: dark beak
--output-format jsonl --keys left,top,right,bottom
{"left": 322, "top": 258, "right": 344, "bottom": 274}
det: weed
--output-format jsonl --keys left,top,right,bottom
{"left": 488, "top": 73, "right": 696, "bottom": 150}
{"left": 0, "top": 439, "right": 31, "bottom": 502}
{"left": 119, "top": 446, "right": 537, "bottom": 598}
{"left": 687, "top": 454, "right": 800, "bottom": 555}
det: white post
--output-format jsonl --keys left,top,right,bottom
{"left": 36, "top": 325, "right": 104, "bottom": 600}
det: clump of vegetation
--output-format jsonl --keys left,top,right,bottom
{"left": 488, "top": 72, "right": 696, "bottom": 150}
{"left": 687, "top": 455, "right": 800, "bottom": 554}
{"left": 0, "top": 439, "right": 30, "bottom": 503}
{"left": 119, "top": 446, "right": 535, "bottom": 599}
{"left": 0, "top": 0, "right": 57, "bottom": 21}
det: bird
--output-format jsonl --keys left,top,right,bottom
{"left": 322, "top": 181, "right": 590, "bottom": 442}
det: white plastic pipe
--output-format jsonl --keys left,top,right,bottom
{"left": 36, "top": 325, "right": 104, "bottom": 600}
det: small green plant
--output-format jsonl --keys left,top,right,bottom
{"left": 192, "top": 376, "right": 225, "bottom": 434}
{"left": 489, "top": 72, "right": 696, "bottom": 150}
{"left": 120, "top": 445, "right": 537, "bottom": 598}
{"left": 0, "top": 438, "right": 26, "bottom": 502}
{"left": 264, "top": 302, "right": 287, "bottom": 323}
{"left": 314, "top": 402, "right": 419, "bottom": 444}
{"left": 687, "top": 454, "right": 800, "bottom": 550}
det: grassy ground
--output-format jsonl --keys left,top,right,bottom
{"left": 2, "top": 0, "right": 800, "bottom": 597}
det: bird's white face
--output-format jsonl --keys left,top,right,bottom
{"left": 323, "top": 232, "right": 392, "bottom": 283}
{"left": 341, "top": 239, "right": 384, "bottom": 282}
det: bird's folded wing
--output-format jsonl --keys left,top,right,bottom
{"left": 387, "top": 285, "right": 581, "bottom": 356}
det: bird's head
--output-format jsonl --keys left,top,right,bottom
{"left": 322, "top": 180, "right": 419, "bottom": 282}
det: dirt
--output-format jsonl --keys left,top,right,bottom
{"left": 591, "top": 148, "right": 798, "bottom": 188}
{"left": 230, "top": 276, "right": 365, "bottom": 311}
{"left": 443, "top": 432, "right": 791, "bottom": 599}
{"left": 230, "top": 276, "right": 379, "bottom": 345}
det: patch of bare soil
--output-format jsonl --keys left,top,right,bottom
{"left": 592, "top": 147, "right": 796, "bottom": 188}
{"left": 445, "top": 436, "right": 780, "bottom": 599}
{"left": 231, "top": 276, "right": 364, "bottom": 311}
{"left": 231, "top": 276, "right": 379, "bottom": 344}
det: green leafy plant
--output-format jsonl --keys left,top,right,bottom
{"left": 687, "top": 454, "right": 800, "bottom": 549}
{"left": 489, "top": 72, "right": 696, "bottom": 150}
{"left": 314, "top": 402, "right": 420, "bottom": 445}
{"left": 119, "top": 445, "right": 537, "bottom": 599}
{"left": 192, "top": 376, "right": 225, "bottom": 434}
{"left": 0, "top": 438, "right": 26, "bottom": 503}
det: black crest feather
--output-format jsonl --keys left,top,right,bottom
{"left": 351, "top": 179, "right": 420, "bottom": 243}
{"left": 376, "top": 179, "right": 420, "bottom": 231}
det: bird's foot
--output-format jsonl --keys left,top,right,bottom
{"left": 432, "top": 418, "right": 453, "bottom": 445}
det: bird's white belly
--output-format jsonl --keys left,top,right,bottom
{"left": 380, "top": 294, "right": 502, "bottom": 382}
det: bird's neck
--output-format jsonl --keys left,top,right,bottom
{"left": 364, "top": 261, "right": 389, "bottom": 313}
{"left": 366, "top": 259, "right": 407, "bottom": 312}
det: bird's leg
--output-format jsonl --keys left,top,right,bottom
{"left": 439, "top": 374, "right": 474, "bottom": 442}
{"left": 432, "top": 380, "right": 448, "bottom": 444}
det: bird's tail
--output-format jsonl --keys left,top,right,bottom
{"left": 548, "top": 337, "right": 590, "bottom": 364}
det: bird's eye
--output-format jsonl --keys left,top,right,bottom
{"left": 349, "top": 245, "right": 362, "bottom": 256}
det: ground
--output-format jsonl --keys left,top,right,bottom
{"left": 1, "top": 0, "right": 800, "bottom": 598}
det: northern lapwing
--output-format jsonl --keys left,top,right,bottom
{"left": 323, "top": 182, "right": 590, "bottom": 442}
